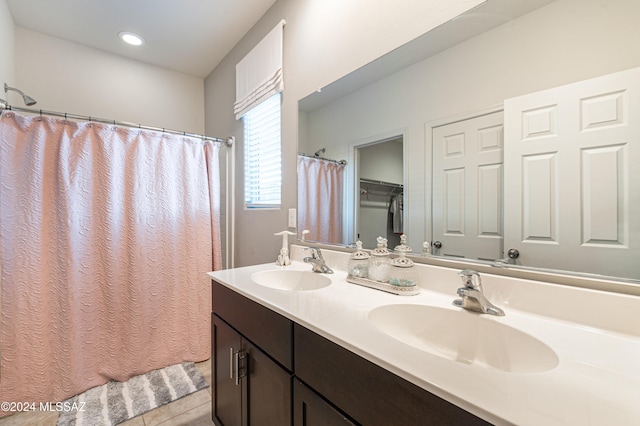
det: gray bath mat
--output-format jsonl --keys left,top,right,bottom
{"left": 57, "top": 362, "right": 208, "bottom": 426}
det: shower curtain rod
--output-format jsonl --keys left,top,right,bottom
{"left": 0, "top": 103, "right": 234, "bottom": 146}
{"left": 298, "top": 152, "right": 347, "bottom": 165}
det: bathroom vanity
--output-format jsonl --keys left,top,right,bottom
{"left": 211, "top": 279, "right": 486, "bottom": 425}
{"left": 209, "top": 245, "right": 640, "bottom": 425}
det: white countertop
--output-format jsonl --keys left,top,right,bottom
{"left": 208, "top": 247, "right": 640, "bottom": 426}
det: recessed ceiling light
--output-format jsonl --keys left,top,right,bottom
{"left": 119, "top": 31, "right": 145, "bottom": 46}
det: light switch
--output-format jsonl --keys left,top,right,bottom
{"left": 288, "top": 208, "right": 297, "bottom": 228}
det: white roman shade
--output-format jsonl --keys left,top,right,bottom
{"left": 234, "top": 20, "right": 285, "bottom": 119}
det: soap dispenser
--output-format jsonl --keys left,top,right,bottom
{"left": 347, "top": 241, "right": 370, "bottom": 278}
{"left": 274, "top": 231, "right": 296, "bottom": 266}
{"left": 368, "top": 236, "right": 391, "bottom": 282}
{"left": 388, "top": 235, "right": 418, "bottom": 287}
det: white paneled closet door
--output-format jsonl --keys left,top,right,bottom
{"left": 504, "top": 66, "right": 640, "bottom": 279}
{"left": 432, "top": 111, "right": 504, "bottom": 261}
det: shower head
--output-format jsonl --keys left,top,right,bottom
{"left": 23, "top": 94, "right": 37, "bottom": 106}
{"left": 4, "top": 83, "right": 37, "bottom": 106}
{"left": 314, "top": 148, "right": 326, "bottom": 157}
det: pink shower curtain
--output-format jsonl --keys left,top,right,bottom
{"left": 0, "top": 111, "right": 222, "bottom": 407}
{"left": 297, "top": 155, "right": 344, "bottom": 244}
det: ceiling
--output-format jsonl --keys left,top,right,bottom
{"left": 6, "top": 0, "right": 277, "bottom": 78}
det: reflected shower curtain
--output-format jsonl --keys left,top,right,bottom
{"left": 297, "top": 156, "right": 344, "bottom": 244}
{"left": 0, "top": 111, "right": 222, "bottom": 406}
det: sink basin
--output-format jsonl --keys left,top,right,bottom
{"left": 251, "top": 270, "right": 331, "bottom": 291}
{"left": 368, "top": 304, "right": 558, "bottom": 373}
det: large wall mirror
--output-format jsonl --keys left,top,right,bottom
{"left": 297, "top": 0, "right": 640, "bottom": 282}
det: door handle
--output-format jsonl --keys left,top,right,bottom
{"left": 433, "top": 241, "right": 442, "bottom": 249}
{"left": 234, "top": 350, "right": 242, "bottom": 386}
{"left": 230, "top": 348, "right": 247, "bottom": 386}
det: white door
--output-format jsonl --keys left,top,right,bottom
{"left": 504, "top": 66, "right": 640, "bottom": 279}
{"left": 432, "top": 111, "right": 504, "bottom": 260}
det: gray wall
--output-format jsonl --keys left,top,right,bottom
{"left": 0, "top": 0, "right": 15, "bottom": 94}
{"left": 203, "top": 0, "right": 486, "bottom": 267}
{"left": 13, "top": 28, "right": 205, "bottom": 134}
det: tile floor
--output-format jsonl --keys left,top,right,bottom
{"left": 0, "top": 359, "right": 214, "bottom": 426}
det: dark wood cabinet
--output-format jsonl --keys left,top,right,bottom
{"left": 244, "top": 338, "right": 292, "bottom": 425}
{"left": 212, "top": 314, "right": 245, "bottom": 426}
{"left": 294, "top": 324, "right": 490, "bottom": 426}
{"left": 294, "top": 379, "right": 355, "bottom": 426}
{"left": 212, "top": 282, "right": 293, "bottom": 426}
{"left": 212, "top": 279, "right": 490, "bottom": 426}
{"left": 212, "top": 280, "right": 292, "bottom": 370}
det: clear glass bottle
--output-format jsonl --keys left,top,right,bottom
{"left": 389, "top": 235, "right": 418, "bottom": 287}
{"left": 367, "top": 236, "right": 391, "bottom": 282}
{"left": 420, "top": 241, "right": 431, "bottom": 257}
{"left": 347, "top": 241, "right": 370, "bottom": 278}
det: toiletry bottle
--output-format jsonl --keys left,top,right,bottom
{"left": 389, "top": 235, "right": 418, "bottom": 287}
{"left": 421, "top": 241, "right": 431, "bottom": 257}
{"left": 274, "top": 230, "right": 296, "bottom": 266}
{"left": 368, "top": 236, "right": 391, "bottom": 282}
{"left": 347, "top": 241, "right": 370, "bottom": 278}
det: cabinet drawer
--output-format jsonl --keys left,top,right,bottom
{"left": 212, "top": 280, "right": 293, "bottom": 371}
{"left": 294, "top": 324, "right": 490, "bottom": 426}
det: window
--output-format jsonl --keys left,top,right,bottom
{"left": 244, "top": 93, "right": 281, "bottom": 208}
{"left": 236, "top": 20, "right": 284, "bottom": 208}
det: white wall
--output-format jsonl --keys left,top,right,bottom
{"left": 301, "top": 0, "right": 640, "bottom": 251}
{"left": 14, "top": 28, "right": 205, "bottom": 134}
{"left": 204, "top": 0, "right": 485, "bottom": 267}
{"left": 0, "top": 0, "right": 15, "bottom": 97}
{"left": 359, "top": 140, "right": 403, "bottom": 184}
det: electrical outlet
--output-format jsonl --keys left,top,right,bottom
{"left": 288, "top": 208, "right": 297, "bottom": 228}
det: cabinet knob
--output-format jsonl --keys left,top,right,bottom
{"left": 433, "top": 241, "right": 442, "bottom": 249}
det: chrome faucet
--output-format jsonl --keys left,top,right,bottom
{"left": 453, "top": 269, "right": 504, "bottom": 316}
{"left": 303, "top": 247, "right": 334, "bottom": 274}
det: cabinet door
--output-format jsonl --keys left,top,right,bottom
{"left": 294, "top": 379, "right": 355, "bottom": 426}
{"left": 245, "top": 339, "right": 292, "bottom": 425}
{"left": 212, "top": 315, "right": 244, "bottom": 426}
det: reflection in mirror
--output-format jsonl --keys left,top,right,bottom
{"left": 432, "top": 110, "right": 504, "bottom": 262}
{"left": 357, "top": 137, "right": 403, "bottom": 249}
{"left": 297, "top": 153, "right": 346, "bottom": 244}
{"left": 297, "top": 0, "right": 640, "bottom": 282}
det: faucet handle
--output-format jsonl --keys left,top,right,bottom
{"left": 304, "top": 246, "right": 323, "bottom": 259}
{"left": 458, "top": 269, "right": 481, "bottom": 289}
